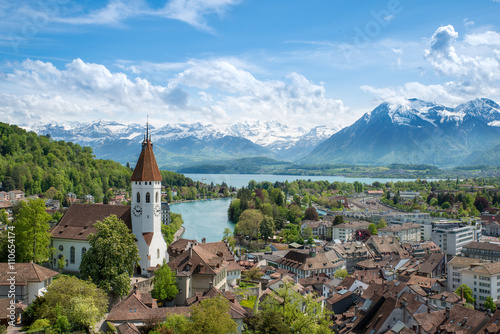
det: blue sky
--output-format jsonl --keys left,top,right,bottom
{"left": 0, "top": 0, "right": 499, "bottom": 130}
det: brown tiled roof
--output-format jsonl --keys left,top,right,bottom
{"left": 333, "top": 221, "right": 371, "bottom": 229}
{"left": 364, "top": 297, "right": 397, "bottom": 333}
{"left": 478, "top": 309, "right": 500, "bottom": 334}
{"left": 462, "top": 241, "right": 500, "bottom": 252}
{"left": 0, "top": 298, "right": 27, "bottom": 319}
{"left": 406, "top": 275, "right": 438, "bottom": 289}
{"left": 429, "top": 291, "right": 464, "bottom": 303}
{"left": 142, "top": 232, "right": 154, "bottom": 246}
{"left": 438, "top": 305, "right": 491, "bottom": 334}
{"left": 116, "top": 322, "right": 140, "bottom": 334}
{"left": 0, "top": 263, "right": 58, "bottom": 286}
{"left": 169, "top": 238, "right": 197, "bottom": 250}
{"left": 277, "top": 249, "right": 343, "bottom": 271}
{"left": 51, "top": 204, "right": 132, "bottom": 240}
{"left": 130, "top": 139, "right": 162, "bottom": 182}
{"left": 198, "top": 241, "right": 235, "bottom": 261}
{"left": 226, "top": 261, "right": 243, "bottom": 271}
{"left": 448, "top": 256, "right": 488, "bottom": 267}
{"left": 107, "top": 288, "right": 190, "bottom": 322}
{"left": 351, "top": 269, "right": 383, "bottom": 284}
{"left": 468, "top": 262, "right": 500, "bottom": 275}
{"left": 414, "top": 310, "right": 446, "bottom": 332}
{"left": 418, "top": 253, "right": 445, "bottom": 275}
{"left": 168, "top": 245, "right": 229, "bottom": 276}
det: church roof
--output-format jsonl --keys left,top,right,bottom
{"left": 51, "top": 203, "right": 132, "bottom": 240}
{"left": 130, "top": 139, "right": 162, "bottom": 182}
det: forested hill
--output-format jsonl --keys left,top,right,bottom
{"left": 0, "top": 123, "right": 194, "bottom": 203}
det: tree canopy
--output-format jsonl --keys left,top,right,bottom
{"left": 80, "top": 215, "right": 140, "bottom": 297}
{"left": 38, "top": 275, "right": 108, "bottom": 330}
{"left": 184, "top": 295, "right": 237, "bottom": 334}
{"left": 12, "top": 199, "right": 52, "bottom": 263}
{"left": 455, "top": 284, "right": 474, "bottom": 304}
{"left": 249, "top": 282, "right": 333, "bottom": 333}
{"left": 152, "top": 261, "right": 179, "bottom": 301}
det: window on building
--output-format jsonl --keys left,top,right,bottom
{"left": 146, "top": 192, "right": 150, "bottom": 203}
{"left": 82, "top": 247, "right": 87, "bottom": 256}
{"left": 137, "top": 192, "right": 140, "bottom": 203}
{"left": 157, "top": 248, "right": 160, "bottom": 259}
{"left": 156, "top": 192, "right": 159, "bottom": 203}
{"left": 70, "top": 246, "right": 75, "bottom": 264}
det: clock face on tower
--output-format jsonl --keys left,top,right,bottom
{"left": 132, "top": 205, "right": 142, "bottom": 217}
{"left": 154, "top": 204, "right": 161, "bottom": 217}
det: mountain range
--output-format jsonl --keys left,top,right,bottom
{"left": 29, "top": 98, "right": 500, "bottom": 170}
{"left": 30, "top": 121, "right": 336, "bottom": 170}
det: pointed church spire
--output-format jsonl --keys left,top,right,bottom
{"left": 131, "top": 122, "right": 162, "bottom": 182}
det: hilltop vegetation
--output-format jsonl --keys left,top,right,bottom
{"left": 0, "top": 123, "right": 133, "bottom": 203}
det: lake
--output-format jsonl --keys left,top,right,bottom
{"left": 183, "top": 173, "right": 433, "bottom": 189}
{"left": 170, "top": 198, "right": 234, "bottom": 243}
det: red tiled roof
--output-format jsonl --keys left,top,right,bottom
{"left": 0, "top": 263, "right": 58, "bottom": 286}
{"left": 50, "top": 204, "right": 132, "bottom": 240}
{"left": 143, "top": 232, "right": 154, "bottom": 246}
{"left": 130, "top": 139, "right": 162, "bottom": 182}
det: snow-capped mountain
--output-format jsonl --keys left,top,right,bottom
{"left": 30, "top": 120, "right": 339, "bottom": 169}
{"left": 303, "top": 98, "right": 500, "bottom": 166}
{"left": 226, "top": 121, "right": 339, "bottom": 159}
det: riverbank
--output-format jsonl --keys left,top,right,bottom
{"left": 169, "top": 198, "right": 233, "bottom": 243}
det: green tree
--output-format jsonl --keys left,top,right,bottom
{"left": 184, "top": 295, "right": 237, "bottom": 334}
{"left": 484, "top": 296, "right": 497, "bottom": 312}
{"left": 38, "top": 276, "right": 108, "bottom": 330}
{"left": 302, "top": 226, "right": 313, "bottom": 240}
{"left": 430, "top": 198, "right": 439, "bottom": 207}
{"left": 334, "top": 268, "right": 348, "bottom": 279}
{"left": 57, "top": 255, "right": 66, "bottom": 273}
{"left": 0, "top": 209, "right": 8, "bottom": 225}
{"left": 377, "top": 218, "right": 387, "bottom": 229}
{"left": 441, "top": 201, "right": 451, "bottom": 210}
{"left": 228, "top": 199, "right": 242, "bottom": 222}
{"left": 80, "top": 215, "right": 140, "bottom": 297}
{"left": 304, "top": 207, "right": 319, "bottom": 221}
{"left": 14, "top": 199, "right": 52, "bottom": 263}
{"left": 257, "top": 282, "right": 333, "bottom": 333}
{"left": 152, "top": 261, "right": 179, "bottom": 301}
{"left": 244, "top": 267, "right": 263, "bottom": 280}
{"left": 333, "top": 215, "right": 344, "bottom": 226}
{"left": 455, "top": 284, "right": 474, "bottom": 304}
{"left": 235, "top": 209, "right": 263, "bottom": 240}
{"left": 260, "top": 216, "right": 275, "bottom": 241}
{"left": 246, "top": 309, "right": 292, "bottom": 334}
{"left": 368, "top": 223, "right": 378, "bottom": 235}
{"left": 222, "top": 227, "right": 233, "bottom": 240}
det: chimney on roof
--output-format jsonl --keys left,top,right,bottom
{"left": 445, "top": 307, "right": 450, "bottom": 319}
{"left": 202, "top": 237, "right": 206, "bottom": 243}
{"left": 189, "top": 245, "right": 193, "bottom": 259}
{"left": 209, "top": 281, "right": 213, "bottom": 289}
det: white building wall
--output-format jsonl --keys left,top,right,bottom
{"left": 51, "top": 239, "right": 90, "bottom": 272}
{"left": 131, "top": 180, "right": 168, "bottom": 275}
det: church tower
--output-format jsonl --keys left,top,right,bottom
{"left": 130, "top": 124, "right": 168, "bottom": 276}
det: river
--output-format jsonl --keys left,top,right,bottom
{"left": 169, "top": 198, "right": 234, "bottom": 243}
{"left": 183, "top": 173, "right": 432, "bottom": 189}
{"left": 172, "top": 173, "right": 434, "bottom": 242}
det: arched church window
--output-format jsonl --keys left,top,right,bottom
{"left": 156, "top": 192, "right": 159, "bottom": 203}
{"left": 157, "top": 248, "right": 160, "bottom": 259}
{"left": 137, "top": 192, "right": 141, "bottom": 203}
{"left": 82, "top": 247, "right": 87, "bottom": 256}
{"left": 146, "top": 192, "right": 151, "bottom": 203}
{"left": 70, "top": 246, "right": 75, "bottom": 264}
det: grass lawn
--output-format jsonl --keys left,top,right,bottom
{"left": 239, "top": 281, "right": 258, "bottom": 288}
{"left": 240, "top": 295, "right": 257, "bottom": 309}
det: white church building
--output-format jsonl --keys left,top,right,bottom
{"left": 50, "top": 127, "right": 168, "bottom": 276}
